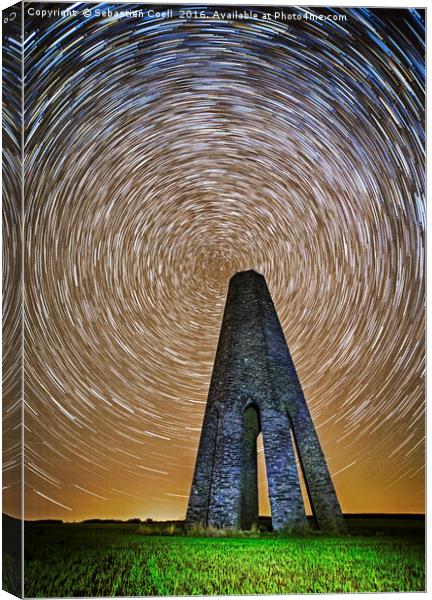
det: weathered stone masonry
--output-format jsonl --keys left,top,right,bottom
{"left": 186, "top": 270, "right": 346, "bottom": 533}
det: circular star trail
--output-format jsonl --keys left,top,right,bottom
{"left": 13, "top": 4, "right": 425, "bottom": 520}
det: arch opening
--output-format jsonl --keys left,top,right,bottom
{"left": 256, "top": 432, "right": 271, "bottom": 521}
{"left": 240, "top": 404, "right": 261, "bottom": 529}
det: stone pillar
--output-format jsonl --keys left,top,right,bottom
{"left": 185, "top": 405, "right": 219, "bottom": 525}
{"left": 260, "top": 409, "right": 307, "bottom": 530}
{"left": 207, "top": 408, "right": 243, "bottom": 528}
{"left": 288, "top": 396, "right": 346, "bottom": 533}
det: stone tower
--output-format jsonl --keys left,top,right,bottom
{"left": 186, "top": 270, "right": 346, "bottom": 533}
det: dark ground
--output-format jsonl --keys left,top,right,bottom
{"left": 2, "top": 513, "right": 426, "bottom": 597}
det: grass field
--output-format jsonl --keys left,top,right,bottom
{"left": 21, "top": 520, "right": 425, "bottom": 596}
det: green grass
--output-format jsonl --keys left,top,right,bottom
{"left": 24, "top": 523, "right": 425, "bottom": 596}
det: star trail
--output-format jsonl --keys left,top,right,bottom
{"left": 3, "top": 4, "right": 425, "bottom": 521}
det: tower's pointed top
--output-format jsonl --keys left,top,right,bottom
{"left": 231, "top": 269, "right": 264, "bottom": 282}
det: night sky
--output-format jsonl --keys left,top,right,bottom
{"left": 3, "top": 3, "right": 425, "bottom": 521}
